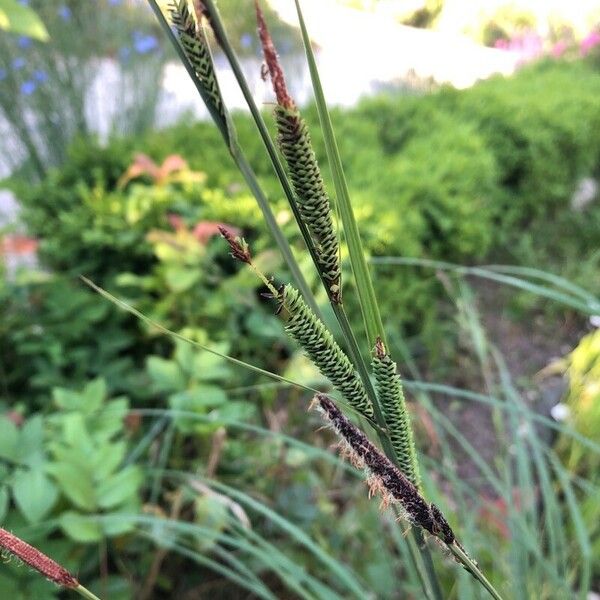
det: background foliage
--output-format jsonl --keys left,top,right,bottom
{"left": 1, "top": 7, "right": 600, "bottom": 597}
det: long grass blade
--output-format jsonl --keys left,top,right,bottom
{"left": 371, "top": 257, "right": 600, "bottom": 314}
{"left": 294, "top": 0, "right": 385, "bottom": 348}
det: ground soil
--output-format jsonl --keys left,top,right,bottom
{"left": 425, "top": 279, "right": 588, "bottom": 496}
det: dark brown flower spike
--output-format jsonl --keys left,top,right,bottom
{"left": 218, "top": 225, "right": 251, "bottom": 264}
{"left": 255, "top": 0, "right": 295, "bottom": 109}
{"left": 0, "top": 527, "right": 79, "bottom": 588}
{"left": 313, "top": 394, "right": 455, "bottom": 545}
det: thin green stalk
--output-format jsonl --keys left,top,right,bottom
{"left": 449, "top": 544, "right": 503, "bottom": 600}
{"left": 75, "top": 586, "right": 102, "bottom": 600}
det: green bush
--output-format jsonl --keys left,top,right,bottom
{"left": 7, "top": 59, "right": 600, "bottom": 394}
{"left": 0, "top": 379, "right": 142, "bottom": 597}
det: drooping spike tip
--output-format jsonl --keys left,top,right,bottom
{"left": 255, "top": 0, "right": 295, "bottom": 109}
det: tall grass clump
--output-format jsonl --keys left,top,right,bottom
{"left": 141, "top": 1, "right": 504, "bottom": 597}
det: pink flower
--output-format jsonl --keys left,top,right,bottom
{"left": 581, "top": 30, "right": 600, "bottom": 55}
{"left": 194, "top": 221, "right": 239, "bottom": 245}
{"left": 551, "top": 40, "right": 568, "bottom": 58}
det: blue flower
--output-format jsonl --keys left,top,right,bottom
{"left": 20, "top": 80, "right": 37, "bottom": 96}
{"left": 133, "top": 34, "right": 158, "bottom": 55}
{"left": 12, "top": 57, "right": 26, "bottom": 70}
{"left": 0, "top": 69, "right": 7, "bottom": 81}
{"left": 17, "top": 36, "right": 32, "bottom": 50}
{"left": 108, "top": 0, "right": 122, "bottom": 5}
{"left": 57, "top": 5, "right": 72, "bottom": 21}
{"left": 18, "top": 0, "right": 30, "bottom": 5}
{"left": 240, "top": 33, "right": 253, "bottom": 49}
{"left": 33, "top": 70, "right": 48, "bottom": 83}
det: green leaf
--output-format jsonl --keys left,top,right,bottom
{"left": 82, "top": 378, "right": 107, "bottom": 413}
{"left": 90, "top": 441, "right": 127, "bottom": 480}
{"left": 59, "top": 511, "right": 103, "bottom": 543}
{"left": 213, "top": 401, "right": 256, "bottom": 424}
{"left": 164, "top": 266, "right": 200, "bottom": 292}
{"left": 0, "top": 417, "right": 19, "bottom": 463}
{"left": 245, "top": 312, "right": 284, "bottom": 340}
{"left": 170, "top": 387, "right": 228, "bottom": 412}
{"left": 147, "top": 356, "right": 186, "bottom": 393}
{"left": 60, "top": 413, "right": 94, "bottom": 453}
{"left": 192, "top": 349, "right": 231, "bottom": 382}
{"left": 0, "top": 486, "right": 9, "bottom": 521}
{"left": 53, "top": 387, "right": 84, "bottom": 411}
{"left": 101, "top": 513, "right": 136, "bottom": 537}
{"left": 0, "top": 0, "right": 48, "bottom": 41}
{"left": 82, "top": 278, "right": 315, "bottom": 395}
{"left": 47, "top": 463, "right": 96, "bottom": 511}
{"left": 96, "top": 466, "right": 142, "bottom": 510}
{"left": 19, "top": 416, "right": 46, "bottom": 468}
{"left": 91, "top": 399, "right": 129, "bottom": 442}
{"left": 12, "top": 469, "right": 58, "bottom": 524}
{"left": 169, "top": 387, "right": 228, "bottom": 432}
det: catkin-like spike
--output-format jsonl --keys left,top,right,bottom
{"left": 314, "top": 394, "right": 454, "bottom": 545}
{"left": 372, "top": 338, "right": 420, "bottom": 486}
{"left": 256, "top": 4, "right": 342, "bottom": 303}
{"left": 276, "top": 106, "right": 342, "bottom": 302}
{"left": 279, "top": 285, "right": 372, "bottom": 417}
{"left": 0, "top": 527, "right": 79, "bottom": 588}
{"left": 169, "top": 0, "right": 226, "bottom": 124}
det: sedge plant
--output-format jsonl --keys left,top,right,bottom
{"left": 0, "top": 527, "right": 101, "bottom": 600}
{"left": 141, "top": 2, "right": 505, "bottom": 597}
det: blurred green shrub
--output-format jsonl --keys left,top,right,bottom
{"left": 0, "top": 378, "right": 141, "bottom": 597}
{"left": 5, "top": 58, "right": 600, "bottom": 399}
{"left": 0, "top": 274, "right": 137, "bottom": 402}
{"left": 3, "top": 143, "right": 284, "bottom": 404}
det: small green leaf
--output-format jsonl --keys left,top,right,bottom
{"left": 0, "top": 417, "right": 19, "bottom": 462}
{"left": 164, "top": 266, "right": 200, "bottom": 292}
{"left": 93, "top": 399, "right": 129, "bottom": 441}
{"left": 101, "top": 512, "right": 136, "bottom": 537}
{"left": 47, "top": 463, "right": 96, "bottom": 511}
{"left": 213, "top": 401, "right": 256, "bottom": 423}
{"left": 19, "top": 415, "right": 46, "bottom": 468}
{"left": 96, "top": 466, "right": 142, "bottom": 510}
{"left": 91, "top": 441, "right": 127, "bottom": 480}
{"left": 59, "top": 511, "right": 103, "bottom": 543}
{"left": 0, "top": 486, "right": 9, "bottom": 521}
{"left": 82, "top": 378, "right": 107, "bottom": 413}
{"left": 147, "top": 356, "right": 186, "bottom": 392}
{"left": 170, "top": 387, "right": 228, "bottom": 411}
{"left": 193, "top": 346, "right": 231, "bottom": 382}
{"left": 52, "top": 387, "right": 84, "bottom": 411}
{"left": 0, "top": 0, "right": 48, "bottom": 41}
{"left": 61, "top": 411, "right": 88, "bottom": 443}
{"left": 12, "top": 469, "right": 58, "bottom": 524}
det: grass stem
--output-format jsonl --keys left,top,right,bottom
{"left": 75, "top": 586, "right": 103, "bottom": 600}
